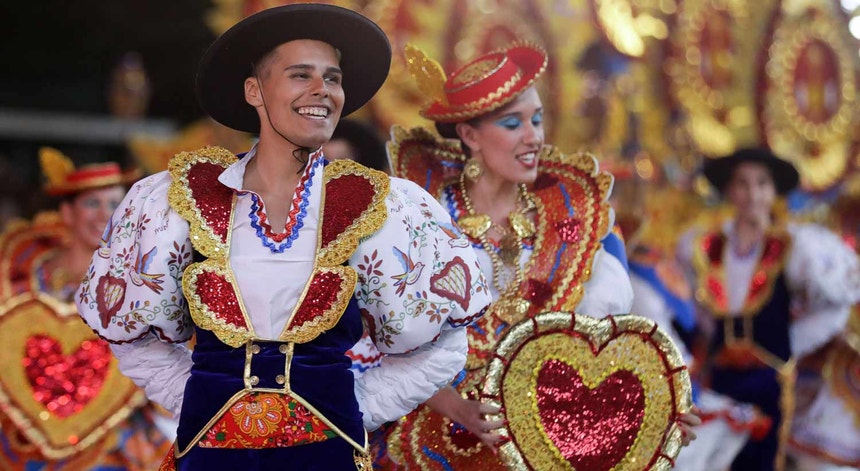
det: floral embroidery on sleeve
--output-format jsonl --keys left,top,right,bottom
{"left": 352, "top": 179, "right": 490, "bottom": 352}
{"left": 77, "top": 175, "right": 194, "bottom": 343}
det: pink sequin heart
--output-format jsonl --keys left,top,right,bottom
{"left": 554, "top": 217, "right": 582, "bottom": 244}
{"left": 23, "top": 335, "right": 111, "bottom": 418}
{"left": 535, "top": 359, "right": 645, "bottom": 470}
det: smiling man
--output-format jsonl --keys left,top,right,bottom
{"left": 75, "top": 5, "right": 491, "bottom": 470}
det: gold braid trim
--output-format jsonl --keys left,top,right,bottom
{"left": 278, "top": 266, "right": 358, "bottom": 344}
{"left": 316, "top": 160, "right": 390, "bottom": 267}
{"left": 775, "top": 359, "right": 797, "bottom": 471}
{"left": 182, "top": 259, "right": 254, "bottom": 348}
{"left": 167, "top": 146, "right": 237, "bottom": 260}
{"left": 541, "top": 148, "right": 613, "bottom": 314}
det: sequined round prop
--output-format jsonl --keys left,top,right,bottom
{"left": 824, "top": 341, "right": 860, "bottom": 425}
{"left": 482, "top": 312, "right": 692, "bottom": 470}
{"left": 0, "top": 296, "right": 144, "bottom": 459}
{"left": 758, "top": 1, "right": 859, "bottom": 191}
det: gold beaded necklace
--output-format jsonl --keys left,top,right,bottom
{"left": 457, "top": 174, "right": 536, "bottom": 323}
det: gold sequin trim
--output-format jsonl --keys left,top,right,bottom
{"left": 167, "top": 146, "right": 237, "bottom": 260}
{"left": 316, "top": 160, "right": 390, "bottom": 267}
{"left": 279, "top": 265, "right": 358, "bottom": 344}
{"left": 182, "top": 260, "right": 255, "bottom": 348}
{"left": 483, "top": 312, "right": 691, "bottom": 471}
{"left": 0, "top": 296, "right": 146, "bottom": 459}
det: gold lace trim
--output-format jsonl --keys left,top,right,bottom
{"left": 279, "top": 265, "right": 358, "bottom": 344}
{"left": 167, "top": 146, "right": 237, "bottom": 260}
{"left": 317, "top": 160, "right": 390, "bottom": 267}
{"left": 182, "top": 260, "right": 255, "bottom": 348}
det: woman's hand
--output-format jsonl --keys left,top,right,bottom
{"left": 677, "top": 406, "right": 702, "bottom": 446}
{"left": 425, "top": 386, "right": 506, "bottom": 448}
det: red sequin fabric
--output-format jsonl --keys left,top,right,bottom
{"left": 536, "top": 359, "right": 645, "bottom": 470}
{"left": 322, "top": 174, "right": 375, "bottom": 249}
{"left": 187, "top": 162, "right": 234, "bottom": 245}
{"left": 194, "top": 270, "right": 247, "bottom": 329}
{"left": 23, "top": 335, "right": 111, "bottom": 418}
{"left": 287, "top": 270, "right": 345, "bottom": 329}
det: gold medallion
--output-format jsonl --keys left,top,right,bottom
{"left": 508, "top": 211, "right": 535, "bottom": 239}
{"left": 457, "top": 214, "right": 491, "bottom": 238}
{"left": 493, "top": 296, "right": 530, "bottom": 325}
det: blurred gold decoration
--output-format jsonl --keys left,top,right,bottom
{"left": 107, "top": 52, "right": 151, "bottom": 119}
{"left": 365, "top": 0, "right": 615, "bottom": 154}
{"left": 38, "top": 148, "right": 75, "bottom": 189}
{"left": 665, "top": 0, "right": 771, "bottom": 156}
{"left": 760, "top": 0, "right": 858, "bottom": 191}
{"left": 592, "top": 0, "right": 672, "bottom": 58}
{"left": 129, "top": 119, "right": 254, "bottom": 173}
{"left": 404, "top": 43, "right": 448, "bottom": 106}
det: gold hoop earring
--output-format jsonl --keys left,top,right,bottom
{"left": 463, "top": 158, "right": 483, "bottom": 181}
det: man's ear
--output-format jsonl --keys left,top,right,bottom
{"left": 456, "top": 122, "right": 480, "bottom": 153}
{"left": 245, "top": 77, "right": 263, "bottom": 107}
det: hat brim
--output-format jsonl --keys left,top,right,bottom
{"left": 45, "top": 168, "right": 140, "bottom": 197}
{"left": 703, "top": 149, "right": 800, "bottom": 195}
{"left": 196, "top": 4, "right": 391, "bottom": 133}
{"left": 422, "top": 44, "right": 547, "bottom": 123}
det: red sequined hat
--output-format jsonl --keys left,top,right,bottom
{"left": 410, "top": 42, "right": 547, "bottom": 123}
{"left": 39, "top": 147, "right": 138, "bottom": 197}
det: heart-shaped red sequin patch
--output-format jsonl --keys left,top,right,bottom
{"left": 23, "top": 335, "right": 111, "bottom": 418}
{"left": 483, "top": 312, "right": 691, "bottom": 470}
{"left": 536, "top": 360, "right": 645, "bottom": 470}
{"left": 0, "top": 297, "right": 143, "bottom": 459}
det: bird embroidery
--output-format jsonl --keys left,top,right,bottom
{"left": 97, "top": 217, "right": 115, "bottom": 259}
{"left": 129, "top": 243, "right": 164, "bottom": 294}
{"left": 438, "top": 221, "right": 470, "bottom": 249}
{"left": 391, "top": 246, "right": 425, "bottom": 296}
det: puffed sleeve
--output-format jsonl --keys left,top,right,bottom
{"left": 785, "top": 223, "right": 860, "bottom": 357}
{"left": 349, "top": 177, "right": 491, "bottom": 429}
{"left": 577, "top": 247, "right": 634, "bottom": 317}
{"left": 76, "top": 171, "right": 195, "bottom": 344}
{"left": 349, "top": 177, "right": 491, "bottom": 353}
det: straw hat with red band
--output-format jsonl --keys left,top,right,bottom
{"left": 39, "top": 147, "right": 138, "bottom": 197}
{"left": 196, "top": 3, "right": 392, "bottom": 134}
{"left": 407, "top": 42, "right": 548, "bottom": 123}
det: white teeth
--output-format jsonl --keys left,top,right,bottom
{"left": 297, "top": 106, "right": 328, "bottom": 117}
{"left": 517, "top": 152, "right": 536, "bottom": 163}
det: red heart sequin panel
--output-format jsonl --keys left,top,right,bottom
{"left": 536, "top": 359, "right": 645, "bottom": 470}
{"left": 22, "top": 335, "right": 111, "bottom": 418}
{"left": 194, "top": 270, "right": 247, "bottom": 329}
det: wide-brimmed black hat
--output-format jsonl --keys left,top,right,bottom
{"left": 703, "top": 147, "right": 800, "bottom": 195}
{"left": 196, "top": 4, "right": 391, "bottom": 133}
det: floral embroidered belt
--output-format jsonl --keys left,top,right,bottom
{"left": 174, "top": 329, "right": 366, "bottom": 457}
